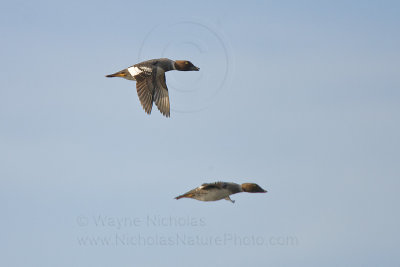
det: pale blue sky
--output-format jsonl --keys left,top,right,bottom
{"left": 1, "top": 1, "right": 400, "bottom": 266}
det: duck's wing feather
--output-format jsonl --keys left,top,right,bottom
{"left": 135, "top": 71, "right": 155, "bottom": 115}
{"left": 134, "top": 64, "right": 170, "bottom": 117}
{"left": 153, "top": 74, "right": 170, "bottom": 117}
{"left": 200, "top": 182, "right": 226, "bottom": 190}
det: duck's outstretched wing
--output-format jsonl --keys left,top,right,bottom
{"left": 153, "top": 73, "right": 170, "bottom": 117}
{"left": 135, "top": 70, "right": 155, "bottom": 115}
{"left": 200, "top": 182, "right": 226, "bottom": 190}
{"left": 135, "top": 69, "right": 170, "bottom": 117}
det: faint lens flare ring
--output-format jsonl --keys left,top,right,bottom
{"left": 160, "top": 39, "right": 206, "bottom": 93}
{"left": 137, "top": 19, "right": 233, "bottom": 113}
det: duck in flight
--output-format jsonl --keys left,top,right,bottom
{"left": 175, "top": 182, "right": 267, "bottom": 203}
{"left": 106, "top": 58, "right": 199, "bottom": 117}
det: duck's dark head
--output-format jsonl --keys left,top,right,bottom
{"left": 174, "top": 60, "right": 200, "bottom": 71}
{"left": 241, "top": 183, "right": 267, "bottom": 193}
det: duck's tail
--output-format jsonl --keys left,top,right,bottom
{"left": 174, "top": 193, "right": 194, "bottom": 200}
{"left": 105, "top": 70, "right": 128, "bottom": 78}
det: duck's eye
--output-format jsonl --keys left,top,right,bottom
{"left": 185, "top": 61, "right": 189, "bottom": 65}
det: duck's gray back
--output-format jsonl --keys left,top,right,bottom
{"left": 134, "top": 58, "right": 175, "bottom": 72}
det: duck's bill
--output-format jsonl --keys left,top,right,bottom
{"left": 192, "top": 66, "right": 200, "bottom": 71}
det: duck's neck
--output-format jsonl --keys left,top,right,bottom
{"left": 171, "top": 61, "right": 176, "bottom": 70}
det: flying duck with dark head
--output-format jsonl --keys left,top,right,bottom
{"left": 106, "top": 58, "right": 199, "bottom": 117}
{"left": 175, "top": 181, "right": 267, "bottom": 203}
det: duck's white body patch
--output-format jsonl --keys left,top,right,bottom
{"left": 127, "top": 66, "right": 143, "bottom": 77}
